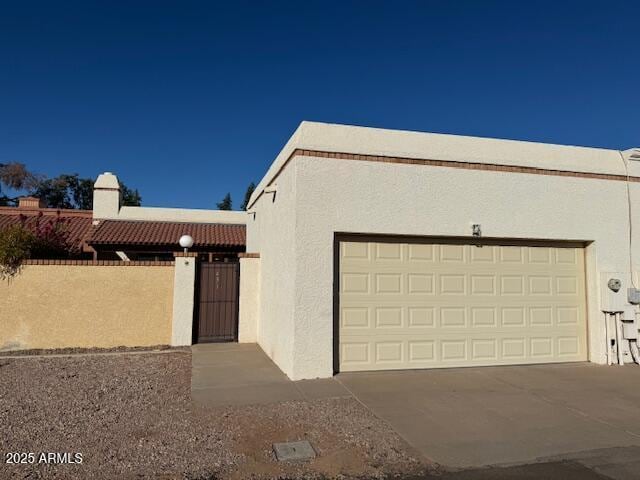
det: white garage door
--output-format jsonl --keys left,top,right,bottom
{"left": 339, "top": 240, "right": 587, "bottom": 372}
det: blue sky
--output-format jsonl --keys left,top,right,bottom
{"left": 1, "top": 1, "right": 639, "bottom": 209}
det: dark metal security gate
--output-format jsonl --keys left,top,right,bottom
{"left": 195, "top": 262, "right": 239, "bottom": 342}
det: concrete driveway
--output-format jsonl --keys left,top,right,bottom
{"left": 338, "top": 363, "right": 640, "bottom": 473}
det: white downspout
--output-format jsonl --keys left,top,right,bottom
{"left": 604, "top": 313, "right": 612, "bottom": 366}
{"left": 615, "top": 312, "right": 625, "bottom": 365}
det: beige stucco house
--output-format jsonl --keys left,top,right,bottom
{"left": 242, "top": 121, "right": 640, "bottom": 380}
{"left": 0, "top": 175, "right": 247, "bottom": 352}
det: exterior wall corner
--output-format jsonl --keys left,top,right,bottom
{"left": 238, "top": 255, "right": 261, "bottom": 343}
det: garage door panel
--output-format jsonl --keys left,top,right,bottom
{"left": 408, "top": 274, "right": 435, "bottom": 294}
{"left": 340, "top": 335, "right": 588, "bottom": 372}
{"left": 557, "top": 336, "right": 580, "bottom": 356}
{"left": 341, "top": 342, "right": 370, "bottom": 366}
{"left": 440, "top": 245, "right": 466, "bottom": 262}
{"left": 408, "top": 244, "right": 436, "bottom": 261}
{"left": 376, "top": 274, "right": 403, "bottom": 293}
{"left": 342, "top": 273, "right": 370, "bottom": 294}
{"left": 471, "top": 307, "right": 497, "bottom": 327}
{"left": 528, "top": 247, "right": 553, "bottom": 264}
{"left": 409, "top": 307, "right": 436, "bottom": 327}
{"left": 342, "top": 270, "right": 582, "bottom": 287}
{"left": 339, "top": 241, "right": 587, "bottom": 372}
{"left": 409, "top": 340, "right": 436, "bottom": 362}
{"left": 341, "top": 306, "right": 586, "bottom": 334}
{"left": 470, "top": 245, "right": 497, "bottom": 262}
{"left": 342, "top": 241, "right": 370, "bottom": 260}
{"left": 472, "top": 339, "right": 498, "bottom": 360}
{"left": 375, "top": 243, "right": 403, "bottom": 260}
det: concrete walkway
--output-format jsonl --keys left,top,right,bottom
{"left": 191, "top": 343, "right": 349, "bottom": 407}
{"left": 338, "top": 363, "right": 640, "bottom": 475}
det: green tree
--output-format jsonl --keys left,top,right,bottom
{"left": 66, "top": 175, "right": 94, "bottom": 209}
{"left": 32, "top": 176, "right": 75, "bottom": 209}
{"left": 217, "top": 193, "right": 232, "bottom": 210}
{"left": 121, "top": 184, "right": 142, "bottom": 207}
{"left": 240, "top": 182, "right": 256, "bottom": 210}
{"left": 0, "top": 162, "right": 42, "bottom": 206}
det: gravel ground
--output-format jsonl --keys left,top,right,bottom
{"left": 0, "top": 351, "right": 427, "bottom": 479}
{"left": 0, "top": 345, "right": 182, "bottom": 356}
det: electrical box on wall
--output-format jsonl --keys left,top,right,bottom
{"left": 601, "top": 273, "right": 627, "bottom": 312}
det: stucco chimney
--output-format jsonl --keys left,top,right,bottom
{"left": 18, "top": 196, "right": 46, "bottom": 209}
{"left": 93, "top": 172, "right": 121, "bottom": 219}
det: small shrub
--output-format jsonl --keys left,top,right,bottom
{"left": 29, "top": 214, "right": 77, "bottom": 259}
{"left": 0, "top": 214, "right": 77, "bottom": 280}
{"left": 0, "top": 225, "right": 35, "bottom": 280}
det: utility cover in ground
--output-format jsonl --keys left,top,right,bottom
{"left": 273, "top": 440, "right": 316, "bottom": 461}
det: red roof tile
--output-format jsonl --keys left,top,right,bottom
{"left": 88, "top": 220, "right": 245, "bottom": 248}
{"left": 0, "top": 207, "right": 93, "bottom": 251}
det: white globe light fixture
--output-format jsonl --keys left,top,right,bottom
{"left": 179, "top": 234, "right": 194, "bottom": 254}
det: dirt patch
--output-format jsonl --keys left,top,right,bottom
{"left": 0, "top": 352, "right": 427, "bottom": 479}
{"left": 223, "top": 397, "right": 425, "bottom": 479}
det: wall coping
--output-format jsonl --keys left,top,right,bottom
{"left": 239, "top": 252, "right": 260, "bottom": 258}
{"left": 23, "top": 259, "right": 175, "bottom": 266}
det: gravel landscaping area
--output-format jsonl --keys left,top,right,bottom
{"left": 0, "top": 345, "right": 182, "bottom": 356}
{"left": 0, "top": 351, "right": 426, "bottom": 479}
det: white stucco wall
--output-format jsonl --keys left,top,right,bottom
{"left": 246, "top": 163, "right": 298, "bottom": 377}
{"left": 171, "top": 255, "right": 196, "bottom": 346}
{"left": 287, "top": 156, "right": 640, "bottom": 379}
{"left": 247, "top": 122, "right": 640, "bottom": 380}
{"left": 238, "top": 256, "right": 261, "bottom": 343}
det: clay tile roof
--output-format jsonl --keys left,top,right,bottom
{"left": 88, "top": 220, "right": 246, "bottom": 248}
{"left": 0, "top": 207, "right": 94, "bottom": 251}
